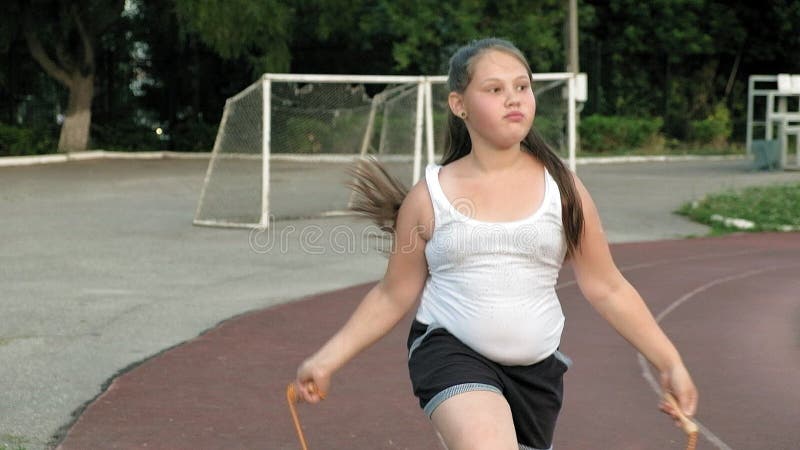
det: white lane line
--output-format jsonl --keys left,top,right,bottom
{"left": 555, "top": 248, "right": 764, "bottom": 290}
{"left": 637, "top": 264, "right": 799, "bottom": 450}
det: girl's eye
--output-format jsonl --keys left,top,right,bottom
{"left": 517, "top": 84, "right": 530, "bottom": 91}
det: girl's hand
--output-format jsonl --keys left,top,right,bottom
{"left": 294, "top": 357, "right": 331, "bottom": 404}
{"left": 658, "top": 363, "right": 698, "bottom": 425}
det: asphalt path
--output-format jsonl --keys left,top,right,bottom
{"left": 56, "top": 233, "right": 800, "bottom": 449}
{"left": 1, "top": 156, "right": 797, "bottom": 449}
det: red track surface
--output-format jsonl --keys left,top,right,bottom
{"left": 57, "top": 233, "right": 800, "bottom": 449}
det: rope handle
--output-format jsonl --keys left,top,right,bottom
{"left": 287, "top": 382, "right": 326, "bottom": 450}
{"left": 663, "top": 392, "right": 698, "bottom": 450}
{"left": 286, "top": 383, "right": 309, "bottom": 450}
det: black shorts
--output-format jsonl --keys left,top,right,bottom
{"left": 407, "top": 320, "right": 571, "bottom": 450}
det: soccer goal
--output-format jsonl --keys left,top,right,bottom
{"left": 194, "top": 73, "right": 581, "bottom": 228}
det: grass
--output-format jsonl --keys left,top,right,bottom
{"left": 0, "top": 434, "right": 29, "bottom": 450}
{"left": 677, "top": 183, "right": 800, "bottom": 235}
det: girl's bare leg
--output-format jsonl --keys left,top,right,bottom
{"left": 431, "top": 390, "right": 518, "bottom": 450}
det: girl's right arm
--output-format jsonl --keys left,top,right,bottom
{"left": 294, "top": 181, "right": 431, "bottom": 403}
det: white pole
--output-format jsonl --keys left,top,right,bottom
{"left": 359, "top": 93, "right": 381, "bottom": 157}
{"left": 746, "top": 76, "right": 755, "bottom": 154}
{"left": 264, "top": 74, "right": 423, "bottom": 83}
{"left": 424, "top": 78, "right": 435, "bottom": 165}
{"left": 794, "top": 121, "right": 800, "bottom": 166}
{"left": 260, "top": 76, "right": 272, "bottom": 227}
{"left": 766, "top": 93, "right": 774, "bottom": 140}
{"left": 349, "top": 92, "right": 383, "bottom": 209}
{"left": 413, "top": 81, "right": 425, "bottom": 184}
{"left": 193, "top": 98, "right": 231, "bottom": 225}
{"left": 780, "top": 117, "right": 788, "bottom": 168}
{"left": 378, "top": 101, "right": 390, "bottom": 154}
{"left": 567, "top": 75, "right": 577, "bottom": 172}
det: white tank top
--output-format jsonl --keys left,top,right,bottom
{"left": 415, "top": 163, "right": 567, "bottom": 366}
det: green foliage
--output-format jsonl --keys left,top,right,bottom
{"left": 91, "top": 120, "right": 162, "bottom": 151}
{"left": 477, "top": 1, "right": 567, "bottom": 73}
{"left": 4, "top": 0, "right": 800, "bottom": 153}
{"left": 0, "top": 443, "right": 27, "bottom": 450}
{"left": 93, "top": 117, "right": 218, "bottom": 152}
{"left": 689, "top": 103, "right": 731, "bottom": 147}
{"left": 271, "top": 110, "right": 371, "bottom": 154}
{"left": 0, "top": 432, "right": 27, "bottom": 450}
{"left": 678, "top": 183, "right": 800, "bottom": 234}
{"left": 581, "top": 0, "right": 800, "bottom": 140}
{"left": 276, "top": 117, "right": 333, "bottom": 153}
{"left": 0, "top": 123, "right": 56, "bottom": 156}
{"left": 173, "top": 0, "right": 292, "bottom": 74}
{"left": 579, "top": 115, "right": 663, "bottom": 153}
{"left": 170, "top": 119, "right": 218, "bottom": 151}
{"left": 342, "top": 0, "right": 567, "bottom": 74}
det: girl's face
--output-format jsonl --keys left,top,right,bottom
{"left": 452, "top": 49, "right": 536, "bottom": 151}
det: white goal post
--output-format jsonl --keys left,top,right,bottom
{"left": 194, "top": 72, "right": 581, "bottom": 228}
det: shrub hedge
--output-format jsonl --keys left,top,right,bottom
{"left": 0, "top": 123, "right": 57, "bottom": 156}
{"left": 579, "top": 115, "right": 663, "bottom": 153}
{"left": 689, "top": 103, "right": 732, "bottom": 147}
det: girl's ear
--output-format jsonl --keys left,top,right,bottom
{"left": 448, "top": 92, "right": 465, "bottom": 118}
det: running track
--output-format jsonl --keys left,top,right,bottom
{"left": 56, "top": 233, "right": 800, "bottom": 449}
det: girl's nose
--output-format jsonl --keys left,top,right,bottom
{"left": 506, "top": 93, "right": 521, "bottom": 107}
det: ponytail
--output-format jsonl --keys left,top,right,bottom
{"left": 347, "top": 132, "right": 584, "bottom": 259}
{"left": 346, "top": 157, "right": 409, "bottom": 238}
{"left": 523, "top": 130, "right": 584, "bottom": 258}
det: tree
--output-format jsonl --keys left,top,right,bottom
{"left": 173, "top": 0, "right": 293, "bottom": 75}
{"left": 582, "top": 0, "right": 800, "bottom": 139}
{"left": 124, "top": 0, "right": 255, "bottom": 151}
{"left": 9, "top": 0, "right": 124, "bottom": 152}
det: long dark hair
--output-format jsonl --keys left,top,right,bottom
{"left": 350, "top": 38, "right": 584, "bottom": 257}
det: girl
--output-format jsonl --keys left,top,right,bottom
{"left": 294, "top": 38, "right": 698, "bottom": 449}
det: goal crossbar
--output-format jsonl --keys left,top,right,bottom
{"left": 194, "top": 72, "right": 581, "bottom": 228}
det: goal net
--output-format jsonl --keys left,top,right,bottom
{"left": 194, "top": 73, "right": 579, "bottom": 228}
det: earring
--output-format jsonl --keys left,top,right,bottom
{"left": 460, "top": 111, "right": 467, "bottom": 119}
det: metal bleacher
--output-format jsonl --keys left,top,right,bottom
{"left": 747, "top": 74, "right": 800, "bottom": 171}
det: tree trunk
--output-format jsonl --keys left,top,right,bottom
{"left": 58, "top": 75, "right": 93, "bottom": 152}
{"left": 23, "top": 4, "right": 98, "bottom": 153}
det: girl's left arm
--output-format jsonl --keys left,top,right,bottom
{"left": 569, "top": 174, "right": 698, "bottom": 418}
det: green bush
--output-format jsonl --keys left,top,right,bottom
{"left": 94, "top": 118, "right": 218, "bottom": 152}
{"left": 275, "top": 116, "right": 334, "bottom": 153}
{"left": 271, "top": 111, "right": 375, "bottom": 154}
{"left": 170, "top": 119, "right": 218, "bottom": 151}
{"left": 91, "top": 120, "right": 163, "bottom": 150}
{"left": 579, "top": 115, "right": 663, "bottom": 153}
{"left": 690, "top": 103, "right": 732, "bottom": 147}
{"left": 0, "top": 123, "right": 57, "bottom": 156}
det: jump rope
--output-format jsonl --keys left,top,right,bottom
{"left": 286, "top": 382, "right": 698, "bottom": 450}
{"left": 286, "top": 382, "right": 325, "bottom": 450}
